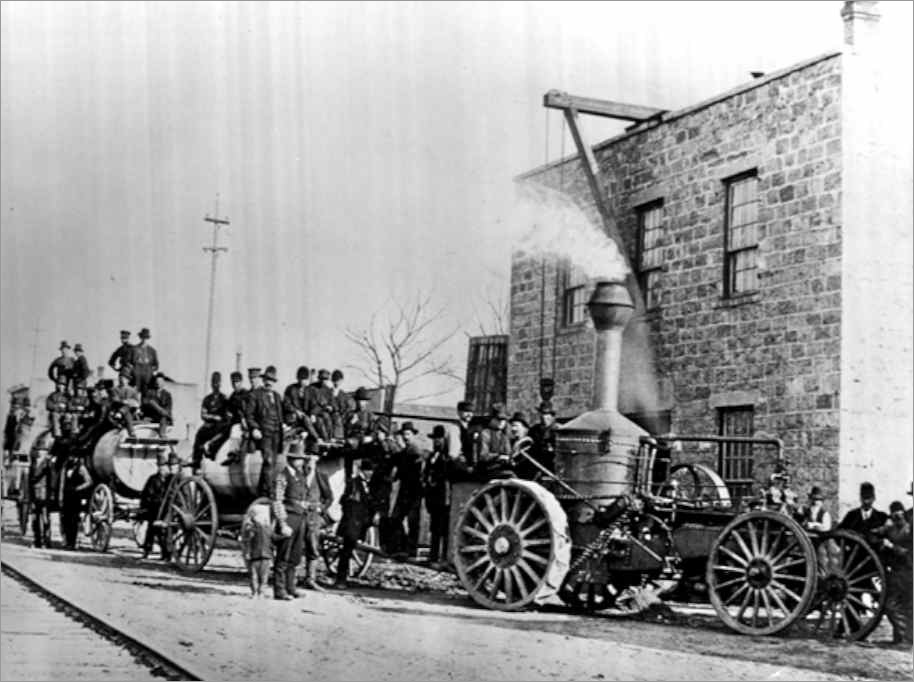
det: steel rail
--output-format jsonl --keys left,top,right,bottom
{"left": 1, "top": 560, "right": 205, "bottom": 681}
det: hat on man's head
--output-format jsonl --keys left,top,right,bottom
{"left": 428, "top": 425, "right": 447, "bottom": 439}
{"left": 8, "top": 383, "right": 28, "bottom": 394}
{"left": 286, "top": 441, "right": 307, "bottom": 460}
{"left": 138, "top": 328, "right": 151, "bottom": 339}
{"left": 537, "top": 401, "right": 556, "bottom": 415}
{"left": 263, "top": 366, "right": 278, "bottom": 382}
{"left": 399, "top": 421, "right": 418, "bottom": 435}
{"left": 860, "top": 482, "right": 875, "bottom": 499}
{"left": 457, "top": 400, "right": 474, "bottom": 413}
{"left": 332, "top": 369, "right": 344, "bottom": 381}
{"left": 211, "top": 371, "right": 221, "bottom": 383}
{"left": 296, "top": 366, "right": 310, "bottom": 381}
{"left": 889, "top": 500, "right": 905, "bottom": 514}
{"left": 318, "top": 369, "right": 330, "bottom": 381}
{"left": 809, "top": 486, "right": 824, "bottom": 500}
{"left": 490, "top": 403, "right": 508, "bottom": 420}
{"left": 230, "top": 371, "right": 243, "bottom": 382}
{"left": 120, "top": 330, "right": 131, "bottom": 338}
{"left": 101, "top": 379, "right": 115, "bottom": 390}
{"left": 353, "top": 387, "right": 370, "bottom": 401}
{"left": 74, "top": 343, "right": 84, "bottom": 352}
{"left": 509, "top": 411, "right": 529, "bottom": 429}
{"left": 59, "top": 340, "right": 71, "bottom": 350}
{"left": 247, "top": 367, "right": 262, "bottom": 379}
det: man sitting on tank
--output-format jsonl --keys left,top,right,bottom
{"left": 476, "top": 404, "right": 513, "bottom": 480}
{"left": 141, "top": 373, "right": 173, "bottom": 437}
{"left": 282, "top": 366, "right": 320, "bottom": 445}
{"left": 45, "top": 379, "right": 70, "bottom": 438}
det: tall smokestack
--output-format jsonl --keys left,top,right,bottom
{"left": 587, "top": 281, "right": 634, "bottom": 412}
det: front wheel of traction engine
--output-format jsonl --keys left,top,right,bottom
{"left": 453, "top": 479, "right": 570, "bottom": 611}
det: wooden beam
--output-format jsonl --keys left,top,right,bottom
{"left": 544, "top": 90, "right": 665, "bottom": 122}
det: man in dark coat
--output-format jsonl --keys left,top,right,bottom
{"left": 423, "top": 425, "right": 451, "bottom": 565}
{"left": 330, "top": 369, "right": 352, "bottom": 439}
{"left": 245, "top": 365, "right": 285, "bottom": 497}
{"left": 3, "top": 384, "right": 31, "bottom": 460}
{"left": 29, "top": 439, "right": 54, "bottom": 547}
{"left": 879, "top": 501, "right": 912, "bottom": 645}
{"left": 47, "top": 341, "right": 75, "bottom": 391}
{"left": 392, "top": 422, "right": 425, "bottom": 559}
{"left": 306, "top": 369, "right": 335, "bottom": 441}
{"left": 838, "top": 482, "right": 888, "bottom": 545}
{"left": 283, "top": 366, "right": 319, "bottom": 444}
{"left": 108, "top": 330, "right": 133, "bottom": 374}
{"left": 129, "top": 328, "right": 159, "bottom": 395}
{"left": 526, "top": 401, "right": 558, "bottom": 478}
{"left": 207, "top": 371, "right": 246, "bottom": 466}
{"left": 139, "top": 452, "right": 175, "bottom": 559}
{"left": 59, "top": 451, "right": 92, "bottom": 550}
{"left": 141, "top": 374, "right": 173, "bottom": 437}
{"left": 72, "top": 343, "right": 92, "bottom": 388}
{"left": 451, "top": 400, "right": 482, "bottom": 481}
{"left": 45, "top": 380, "right": 70, "bottom": 438}
{"left": 477, "top": 403, "right": 513, "bottom": 479}
{"left": 68, "top": 383, "right": 91, "bottom": 432}
{"left": 192, "top": 372, "right": 228, "bottom": 469}
{"left": 331, "top": 452, "right": 386, "bottom": 589}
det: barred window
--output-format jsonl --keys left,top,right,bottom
{"left": 718, "top": 406, "right": 755, "bottom": 500}
{"left": 637, "top": 201, "right": 664, "bottom": 309}
{"left": 724, "top": 172, "right": 759, "bottom": 296}
{"left": 561, "top": 261, "right": 588, "bottom": 326}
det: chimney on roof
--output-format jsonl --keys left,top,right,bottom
{"left": 841, "top": 0, "right": 880, "bottom": 54}
{"left": 750, "top": 71, "right": 765, "bottom": 79}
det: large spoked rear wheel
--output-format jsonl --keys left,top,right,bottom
{"left": 166, "top": 477, "right": 218, "bottom": 573}
{"left": 86, "top": 484, "right": 114, "bottom": 552}
{"left": 453, "top": 479, "right": 570, "bottom": 611}
{"left": 320, "top": 525, "right": 379, "bottom": 579}
{"left": 800, "top": 530, "right": 887, "bottom": 641}
{"left": 707, "top": 510, "right": 817, "bottom": 636}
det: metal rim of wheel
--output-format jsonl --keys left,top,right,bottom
{"left": 707, "top": 510, "right": 817, "bottom": 636}
{"left": 453, "top": 479, "right": 570, "bottom": 611}
{"left": 802, "top": 529, "right": 887, "bottom": 641}
{"left": 86, "top": 483, "right": 114, "bottom": 551}
{"left": 320, "top": 525, "right": 378, "bottom": 579}
{"left": 166, "top": 477, "right": 218, "bottom": 573}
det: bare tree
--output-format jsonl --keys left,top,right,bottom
{"left": 466, "top": 287, "right": 510, "bottom": 338}
{"left": 344, "top": 292, "right": 463, "bottom": 407}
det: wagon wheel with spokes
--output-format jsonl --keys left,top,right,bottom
{"left": 798, "top": 529, "right": 887, "bottom": 641}
{"left": 165, "top": 477, "right": 218, "bottom": 573}
{"left": 453, "top": 479, "right": 570, "bottom": 611}
{"left": 707, "top": 510, "right": 817, "bottom": 636}
{"left": 85, "top": 483, "right": 114, "bottom": 552}
{"left": 320, "top": 525, "right": 379, "bottom": 579}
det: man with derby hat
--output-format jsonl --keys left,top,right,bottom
{"left": 272, "top": 441, "right": 333, "bottom": 598}
{"left": 108, "top": 330, "right": 133, "bottom": 374}
{"left": 245, "top": 365, "right": 285, "bottom": 497}
{"left": 192, "top": 371, "right": 228, "bottom": 469}
{"left": 391, "top": 422, "right": 424, "bottom": 559}
{"left": 47, "top": 340, "right": 75, "bottom": 391}
{"left": 59, "top": 442, "right": 92, "bottom": 550}
{"left": 283, "top": 366, "right": 319, "bottom": 444}
{"left": 71, "top": 343, "right": 92, "bottom": 388}
{"left": 477, "top": 403, "right": 513, "bottom": 480}
{"left": 800, "top": 486, "right": 832, "bottom": 532}
{"left": 838, "top": 482, "right": 888, "bottom": 545}
{"left": 139, "top": 451, "right": 177, "bottom": 559}
{"left": 423, "top": 425, "right": 451, "bottom": 565}
{"left": 129, "top": 328, "right": 159, "bottom": 396}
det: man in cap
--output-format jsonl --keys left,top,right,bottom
{"left": 108, "top": 330, "right": 133, "bottom": 374}
{"left": 330, "top": 370, "right": 352, "bottom": 439}
{"left": 45, "top": 379, "right": 70, "bottom": 438}
{"left": 345, "top": 387, "right": 384, "bottom": 456}
{"left": 477, "top": 403, "right": 513, "bottom": 480}
{"left": 208, "top": 371, "right": 248, "bottom": 466}
{"left": 306, "top": 369, "right": 335, "bottom": 442}
{"left": 283, "top": 366, "right": 319, "bottom": 444}
{"left": 67, "top": 382, "right": 91, "bottom": 432}
{"left": 223, "top": 368, "right": 260, "bottom": 465}
{"left": 72, "top": 343, "right": 92, "bottom": 388}
{"left": 423, "top": 425, "right": 451, "bottom": 566}
{"left": 59, "top": 447, "right": 92, "bottom": 550}
{"left": 453, "top": 400, "right": 481, "bottom": 478}
{"left": 139, "top": 451, "right": 176, "bottom": 560}
{"left": 527, "top": 401, "right": 558, "bottom": 478}
{"left": 142, "top": 373, "right": 173, "bottom": 437}
{"left": 111, "top": 368, "right": 140, "bottom": 405}
{"left": 192, "top": 372, "right": 229, "bottom": 469}
{"left": 245, "top": 365, "right": 285, "bottom": 497}
{"left": 838, "top": 482, "right": 888, "bottom": 545}
{"left": 47, "top": 341, "right": 75, "bottom": 391}
{"left": 273, "top": 442, "right": 333, "bottom": 598}
{"left": 391, "top": 422, "right": 425, "bottom": 559}
{"left": 878, "top": 500, "right": 912, "bottom": 645}
{"left": 108, "top": 372, "right": 138, "bottom": 439}
{"left": 800, "top": 486, "right": 832, "bottom": 532}
{"left": 129, "top": 328, "right": 159, "bottom": 396}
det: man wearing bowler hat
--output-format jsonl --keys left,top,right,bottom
{"left": 246, "top": 365, "right": 285, "bottom": 497}
{"left": 72, "top": 343, "right": 92, "bottom": 388}
{"left": 130, "top": 328, "right": 159, "bottom": 395}
{"left": 391, "top": 421, "right": 424, "bottom": 559}
{"left": 423, "top": 425, "right": 451, "bottom": 566}
{"left": 283, "top": 366, "right": 319, "bottom": 444}
{"left": 838, "top": 482, "right": 888, "bottom": 545}
{"left": 477, "top": 403, "right": 513, "bottom": 480}
{"left": 331, "top": 450, "right": 386, "bottom": 589}
{"left": 108, "top": 330, "right": 133, "bottom": 374}
{"left": 47, "top": 341, "right": 75, "bottom": 391}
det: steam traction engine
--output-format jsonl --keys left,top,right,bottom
{"left": 452, "top": 281, "right": 887, "bottom": 640}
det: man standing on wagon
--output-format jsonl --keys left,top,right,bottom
{"left": 130, "top": 328, "right": 159, "bottom": 396}
{"left": 245, "top": 365, "right": 285, "bottom": 497}
{"left": 108, "top": 330, "right": 133, "bottom": 375}
{"left": 47, "top": 341, "right": 75, "bottom": 392}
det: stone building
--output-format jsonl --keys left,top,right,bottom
{"left": 508, "top": 1, "right": 912, "bottom": 516}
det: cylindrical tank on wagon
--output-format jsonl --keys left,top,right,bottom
{"left": 89, "top": 423, "right": 171, "bottom": 498}
{"left": 553, "top": 281, "right": 648, "bottom": 506}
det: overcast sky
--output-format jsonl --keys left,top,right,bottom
{"left": 1, "top": 1, "right": 910, "bottom": 405}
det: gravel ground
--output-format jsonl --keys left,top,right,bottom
{"left": 1, "top": 502, "right": 912, "bottom": 681}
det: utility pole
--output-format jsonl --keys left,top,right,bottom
{"left": 203, "top": 195, "right": 230, "bottom": 390}
{"left": 235, "top": 348, "right": 242, "bottom": 374}
{"left": 28, "top": 319, "right": 43, "bottom": 392}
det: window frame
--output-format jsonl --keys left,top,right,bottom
{"left": 636, "top": 199, "right": 665, "bottom": 310}
{"left": 560, "top": 260, "right": 588, "bottom": 327}
{"left": 723, "top": 170, "right": 760, "bottom": 298}
{"left": 718, "top": 405, "right": 756, "bottom": 500}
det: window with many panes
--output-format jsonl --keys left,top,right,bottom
{"left": 561, "top": 261, "right": 588, "bottom": 326}
{"left": 724, "top": 172, "right": 759, "bottom": 296}
{"left": 637, "top": 200, "right": 664, "bottom": 309}
{"left": 718, "top": 406, "right": 755, "bottom": 500}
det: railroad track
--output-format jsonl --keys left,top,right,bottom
{"left": 1, "top": 560, "right": 205, "bottom": 681}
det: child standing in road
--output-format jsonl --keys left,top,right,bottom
{"left": 240, "top": 501, "right": 274, "bottom": 598}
